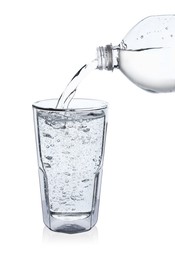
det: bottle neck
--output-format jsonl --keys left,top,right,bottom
{"left": 97, "top": 44, "right": 119, "bottom": 71}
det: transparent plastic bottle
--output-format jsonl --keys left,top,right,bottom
{"left": 97, "top": 15, "right": 175, "bottom": 93}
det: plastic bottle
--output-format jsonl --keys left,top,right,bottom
{"left": 97, "top": 15, "right": 175, "bottom": 93}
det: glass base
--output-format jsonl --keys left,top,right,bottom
{"left": 43, "top": 207, "right": 99, "bottom": 233}
{"left": 38, "top": 166, "right": 102, "bottom": 234}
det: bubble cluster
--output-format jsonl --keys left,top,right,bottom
{"left": 135, "top": 20, "right": 174, "bottom": 42}
{"left": 38, "top": 110, "right": 105, "bottom": 213}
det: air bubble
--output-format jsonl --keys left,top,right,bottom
{"left": 65, "top": 203, "right": 72, "bottom": 207}
{"left": 71, "top": 136, "right": 78, "bottom": 141}
{"left": 62, "top": 151, "right": 70, "bottom": 155}
{"left": 64, "top": 172, "right": 71, "bottom": 176}
{"left": 59, "top": 198, "right": 66, "bottom": 202}
{"left": 44, "top": 163, "right": 51, "bottom": 168}
{"left": 82, "top": 179, "right": 90, "bottom": 183}
{"left": 60, "top": 201, "right": 66, "bottom": 205}
{"left": 43, "top": 133, "right": 53, "bottom": 138}
{"left": 83, "top": 128, "right": 90, "bottom": 133}
{"left": 68, "top": 122, "right": 73, "bottom": 128}
{"left": 45, "top": 156, "right": 53, "bottom": 160}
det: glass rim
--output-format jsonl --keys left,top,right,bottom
{"left": 32, "top": 98, "right": 108, "bottom": 112}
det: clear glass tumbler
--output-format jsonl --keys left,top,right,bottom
{"left": 33, "top": 98, "right": 108, "bottom": 233}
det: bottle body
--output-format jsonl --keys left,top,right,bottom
{"left": 97, "top": 15, "right": 175, "bottom": 93}
{"left": 119, "top": 46, "right": 175, "bottom": 93}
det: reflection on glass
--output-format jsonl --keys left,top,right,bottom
{"left": 42, "top": 226, "right": 98, "bottom": 244}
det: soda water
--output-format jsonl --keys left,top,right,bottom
{"left": 56, "top": 60, "right": 97, "bottom": 109}
{"left": 119, "top": 47, "right": 175, "bottom": 92}
{"left": 37, "top": 109, "right": 105, "bottom": 218}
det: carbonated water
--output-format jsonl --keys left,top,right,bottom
{"left": 37, "top": 109, "right": 105, "bottom": 216}
{"left": 56, "top": 60, "right": 97, "bottom": 109}
{"left": 119, "top": 47, "right": 175, "bottom": 93}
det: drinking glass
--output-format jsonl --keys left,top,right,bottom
{"left": 33, "top": 98, "right": 108, "bottom": 233}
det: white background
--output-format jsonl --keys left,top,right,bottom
{"left": 1, "top": 0, "right": 175, "bottom": 259}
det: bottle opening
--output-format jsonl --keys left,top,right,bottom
{"left": 97, "top": 44, "right": 114, "bottom": 70}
